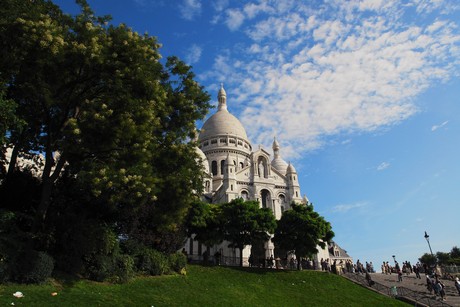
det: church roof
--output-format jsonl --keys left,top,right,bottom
{"left": 198, "top": 85, "right": 250, "bottom": 143}
{"left": 271, "top": 137, "right": 288, "bottom": 174}
{"left": 286, "top": 162, "right": 297, "bottom": 173}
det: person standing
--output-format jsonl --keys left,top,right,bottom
{"left": 455, "top": 277, "right": 460, "bottom": 295}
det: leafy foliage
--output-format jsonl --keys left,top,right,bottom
{"left": 185, "top": 199, "right": 277, "bottom": 267}
{"left": 186, "top": 201, "right": 224, "bottom": 248}
{"left": 0, "top": 0, "right": 210, "bottom": 283}
{"left": 419, "top": 246, "right": 460, "bottom": 266}
{"left": 11, "top": 250, "right": 54, "bottom": 284}
{"left": 419, "top": 253, "right": 437, "bottom": 267}
{"left": 169, "top": 252, "right": 187, "bottom": 273}
{"left": 220, "top": 199, "right": 277, "bottom": 266}
{"left": 273, "top": 202, "right": 334, "bottom": 269}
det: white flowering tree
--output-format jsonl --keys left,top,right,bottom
{"left": 0, "top": 0, "right": 210, "bottom": 249}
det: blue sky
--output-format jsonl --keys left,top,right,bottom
{"left": 55, "top": 0, "right": 460, "bottom": 269}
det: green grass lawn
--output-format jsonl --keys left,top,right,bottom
{"left": 0, "top": 265, "right": 408, "bottom": 306}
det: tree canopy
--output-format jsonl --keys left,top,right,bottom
{"left": 0, "top": 0, "right": 210, "bottom": 281}
{"left": 220, "top": 199, "right": 277, "bottom": 267}
{"left": 185, "top": 198, "right": 277, "bottom": 267}
{"left": 272, "top": 203, "right": 334, "bottom": 270}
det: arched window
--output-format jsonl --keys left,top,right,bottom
{"left": 260, "top": 189, "right": 270, "bottom": 209}
{"left": 220, "top": 160, "right": 225, "bottom": 175}
{"left": 239, "top": 162, "right": 244, "bottom": 169}
{"left": 205, "top": 180, "right": 210, "bottom": 192}
{"left": 211, "top": 161, "right": 217, "bottom": 176}
{"left": 241, "top": 190, "right": 249, "bottom": 200}
{"left": 278, "top": 194, "right": 286, "bottom": 205}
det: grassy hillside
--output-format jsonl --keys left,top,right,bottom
{"left": 0, "top": 265, "right": 407, "bottom": 306}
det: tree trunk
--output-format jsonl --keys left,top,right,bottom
{"left": 6, "top": 144, "right": 19, "bottom": 179}
{"left": 239, "top": 246, "right": 244, "bottom": 267}
{"left": 296, "top": 254, "right": 302, "bottom": 270}
{"left": 35, "top": 148, "right": 66, "bottom": 229}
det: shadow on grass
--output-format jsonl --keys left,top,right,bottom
{"left": 201, "top": 264, "right": 319, "bottom": 276}
{"left": 51, "top": 270, "right": 83, "bottom": 287}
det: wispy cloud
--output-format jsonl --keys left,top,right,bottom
{"left": 185, "top": 44, "right": 202, "bottom": 65}
{"left": 225, "top": 9, "right": 245, "bottom": 31}
{"left": 206, "top": 1, "right": 460, "bottom": 159}
{"left": 179, "top": 0, "right": 202, "bottom": 20}
{"left": 377, "top": 162, "right": 390, "bottom": 171}
{"left": 332, "top": 202, "right": 367, "bottom": 213}
{"left": 431, "top": 120, "right": 449, "bottom": 131}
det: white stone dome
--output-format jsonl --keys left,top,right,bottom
{"left": 286, "top": 162, "right": 297, "bottom": 173}
{"left": 198, "top": 109, "right": 249, "bottom": 142}
{"left": 198, "top": 85, "right": 250, "bottom": 144}
{"left": 272, "top": 157, "right": 288, "bottom": 174}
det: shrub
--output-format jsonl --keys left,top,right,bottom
{"left": 169, "top": 252, "right": 187, "bottom": 273}
{"left": 110, "top": 254, "right": 135, "bottom": 283}
{"left": 84, "top": 254, "right": 113, "bottom": 282}
{"left": 12, "top": 250, "right": 54, "bottom": 284}
{"left": 133, "top": 245, "right": 169, "bottom": 276}
{"left": 0, "top": 255, "right": 10, "bottom": 282}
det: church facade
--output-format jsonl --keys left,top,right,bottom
{"left": 185, "top": 85, "right": 348, "bottom": 266}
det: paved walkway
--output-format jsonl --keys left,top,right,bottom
{"left": 369, "top": 272, "right": 460, "bottom": 306}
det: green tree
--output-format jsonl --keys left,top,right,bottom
{"left": 273, "top": 203, "right": 334, "bottom": 270}
{"left": 0, "top": 0, "right": 210, "bottom": 242}
{"left": 419, "top": 253, "right": 437, "bottom": 267}
{"left": 0, "top": 0, "right": 209, "bottom": 264}
{"left": 436, "top": 251, "right": 451, "bottom": 265}
{"left": 450, "top": 246, "right": 460, "bottom": 265}
{"left": 0, "top": 90, "right": 24, "bottom": 176}
{"left": 220, "top": 198, "right": 276, "bottom": 267}
{"left": 185, "top": 201, "right": 224, "bottom": 249}
{"left": 450, "top": 246, "right": 460, "bottom": 258}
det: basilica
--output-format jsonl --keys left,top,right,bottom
{"left": 186, "top": 85, "right": 352, "bottom": 267}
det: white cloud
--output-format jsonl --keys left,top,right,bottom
{"left": 431, "top": 120, "right": 449, "bottom": 131}
{"left": 332, "top": 202, "right": 367, "bottom": 213}
{"left": 185, "top": 44, "right": 202, "bottom": 65}
{"left": 377, "top": 162, "right": 390, "bottom": 171}
{"left": 204, "top": 1, "right": 460, "bottom": 159}
{"left": 212, "top": 0, "right": 228, "bottom": 12}
{"left": 225, "top": 9, "right": 245, "bottom": 31}
{"left": 179, "top": 0, "right": 202, "bottom": 20}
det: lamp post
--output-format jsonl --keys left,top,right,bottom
{"left": 424, "top": 231, "right": 437, "bottom": 274}
{"left": 392, "top": 255, "right": 396, "bottom": 265}
{"left": 424, "top": 231, "right": 434, "bottom": 257}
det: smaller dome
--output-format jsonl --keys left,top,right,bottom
{"left": 271, "top": 137, "right": 288, "bottom": 174}
{"left": 195, "top": 147, "right": 209, "bottom": 173}
{"left": 302, "top": 194, "right": 309, "bottom": 204}
{"left": 271, "top": 157, "right": 288, "bottom": 174}
{"left": 286, "top": 162, "right": 297, "bottom": 174}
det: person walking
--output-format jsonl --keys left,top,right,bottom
{"left": 455, "top": 277, "right": 460, "bottom": 295}
{"left": 435, "top": 279, "right": 446, "bottom": 301}
{"left": 426, "top": 275, "right": 433, "bottom": 294}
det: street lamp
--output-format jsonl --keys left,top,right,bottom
{"left": 424, "top": 231, "right": 437, "bottom": 273}
{"left": 424, "top": 231, "right": 434, "bottom": 257}
{"left": 392, "top": 255, "right": 396, "bottom": 264}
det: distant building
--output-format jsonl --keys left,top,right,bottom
{"left": 186, "top": 85, "right": 352, "bottom": 267}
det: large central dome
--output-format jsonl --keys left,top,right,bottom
{"left": 198, "top": 85, "right": 249, "bottom": 143}
{"left": 199, "top": 110, "right": 249, "bottom": 141}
